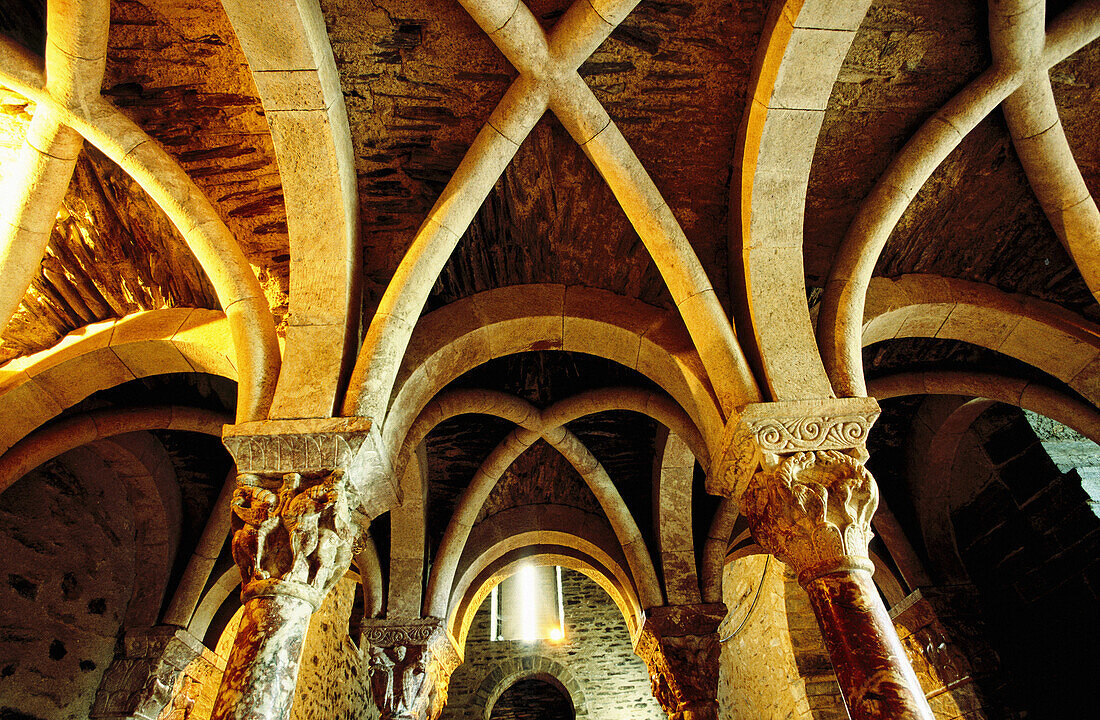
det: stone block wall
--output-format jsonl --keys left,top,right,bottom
{"left": 0, "top": 457, "right": 138, "bottom": 720}
{"left": 442, "top": 568, "right": 663, "bottom": 719}
{"left": 948, "top": 405, "right": 1100, "bottom": 717}
{"left": 718, "top": 555, "right": 844, "bottom": 720}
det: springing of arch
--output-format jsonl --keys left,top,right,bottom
{"left": 477, "top": 657, "right": 589, "bottom": 720}
{"left": 375, "top": 285, "right": 725, "bottom": 467}
{"left": 345, "top": 0, "right": 759, "bottom": 428}
{"left": 0, "top": 309, "right": 238, "bottom": 456}
{"left": 424, "top": 394, "right": 663, "bottom": 618}
{"left": 0, "top": 16, "right": 279, "bottom": 422}
{"left": 733, "top": 0, "right": 872, "bottom": 400}
{"left": 817, "top": 2, "right": 1100, "bottom": 397}
{"left": 869, "top": 370, "right": 1100, "bottom": 583}
{"left": 861, "top": 275, "right": 1100, "bottom": 407}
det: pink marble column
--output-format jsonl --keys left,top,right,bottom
{"left": 740, "top": 450, "right": 934, "bottom": 720}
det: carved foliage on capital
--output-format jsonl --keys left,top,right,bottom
{"left": 230, "top": 470, "right": 356, "bottom": 608}
{"left": 635, "top": 605, "right": 724, "bottom": 719}
{"left": 740, "top": 450, "right": 879, "bottom": 576}
{"left": 363, "top": 618, "right": 460, "bottom": 720}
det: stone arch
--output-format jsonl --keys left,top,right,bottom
{"left": 0, "top": 309, "right": 238, "bottom": 455}
{"left": 734, "top": 0, "right": 871, "bottom": 400}
{"left": 862, "top": 275, "right": 1100, "bottom": 407}
{"left": 869, "top": 370, "right": 1100, "bottom": 582}
{"left": 426, "top": 413, "right": 662, "bottom": 620}
{"left": 408, "top": 387, "right": 701, "bottom": 620}
{"left": 0, "top": 32, "right": 278, "bottom": 423}
{"left": 818, "top": 10, "right": 1100, "bottom": 397}
{"left": 372, "top": 285, "right": 727, "bottom": 459}
{"left": 447, "top": 511, "right": 644, "bottom": 647}
{"left": 478, "top": 657, "right": 589, "bottom": 719}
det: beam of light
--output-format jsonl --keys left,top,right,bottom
{"left": 520, "top": 564, "right": 537, "bottom": 642}
{"left": 555, "top": 565, "right": 565, "bottom": 641}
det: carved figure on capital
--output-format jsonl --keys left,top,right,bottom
{"left": 228, "top": 470, "right": 356, "bottom": 604}
{"left": 229, "top": 479, "right": 279, "bottom": 585}
{"left": 363, "top": 619, "right": 460, "bottom": 720}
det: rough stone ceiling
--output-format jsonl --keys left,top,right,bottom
{"left": 327, "top": 0, "right": 765, "bottom": 313}
{"left": 3, "top": 0, "right": 1095, "bottom": 357}
{"left": 0, "top": 0, "right": 1097, "bottom": 583}
{"left": 0, "top": 0, "right": 286, "bottom": 364}
{"left": 806, "top": 0, "right": 1100, "bottom": 318}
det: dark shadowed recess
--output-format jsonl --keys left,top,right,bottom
{"left": 489, "top": 677, "right": 574, "bottom": 720}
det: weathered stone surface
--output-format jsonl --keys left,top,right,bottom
{"left": 890, "top": 586, "right": 1001, "bottom": 720}
{"left": 0, "top": 455, "right": 136, "bottom": 720}
{"left": 90, "top": 626, "right": 214, "bottom": 720}
{"left": 718, "top": 557, "right": 845, "bottom": 720}
{"left": 635, "top": 604, "right": 725, "bottom": 720}
{"left": 362, "top": 617, "right": 459, "bottom": 720}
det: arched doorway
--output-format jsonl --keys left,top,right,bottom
{"left": 488, "top": 674, "right": 574, "bottom": 720}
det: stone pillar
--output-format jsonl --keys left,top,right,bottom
{"left": 890, "top": 585, "right": 1003, "bottom": 718}
{"left": 712, "top": 399, "right": 934, "bottom": 720}
{"left": 635, "top": 604, "right": 726, "bottom": 720}
{"left": 211, "top": 419, "right": 397, "bottom": 720}
{"left": 360, "top": 617, "right": 461, "bottom": 720}
{"left": 91, "top": 626, "right": 218, "bottom": 720}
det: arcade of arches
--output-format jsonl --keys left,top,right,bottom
{"left": 0, "top": 1, "right": 1098, "bottom": 719}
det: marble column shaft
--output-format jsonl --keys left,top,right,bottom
{"left": 712, "top": 400, "right": 934, "bottom": 720}
{"left": 802, "top": 562, "right": 933, "bottom": 720}
{"left": 210, "top": 594, "right": 314, "bottom": 720}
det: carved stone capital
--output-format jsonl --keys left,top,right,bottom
{"left": 740, "top": 450, "right": 879, "bottom": 583}
{"left": 709, "top": 398, "right": 880, "bottom": 500}
{"left": 228, "top": 470, "right": 356, "bottom": 609}
{"left": 91, "top": 626, "right": 214, "bottom": 720}
{"left": 635, "top": 604, "right": 725, "bottom": 720}
{"left": 362, "top": 617, "right": 461, "bottom": 720}
{"left": 222, "top": 418, "right": 402, "bottom": 609}
{"left": 223, "top": 416, "right": 399, "bottom": 520}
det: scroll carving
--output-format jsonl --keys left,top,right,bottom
{"left": 709, "top": 398, "right": 880, "bottom": 499}
{"left": 740, "top": 450, "right": 879, "bottom": 582}
{"left": 749, "top": 414, "right": 876, "bottom": 453}
{"left": 363, "top": 618, "right": 460, "bottom": 720}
